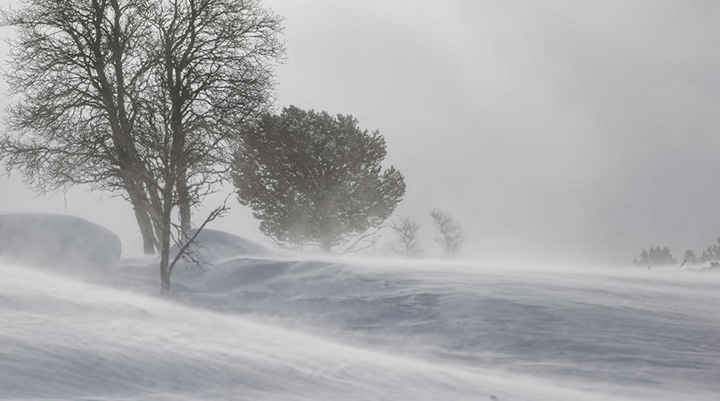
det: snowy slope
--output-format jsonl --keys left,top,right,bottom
{"left": 0, "top": 213, "right": 121, "bottom": 270}
{"left": 2, "top": 254, "right": 719, "bottom": 400}
{"left": 170, "top": 228, "right": 273, "bottom": 266}
{"left": 168, "top": 258, "right": 720, "bottom": 398}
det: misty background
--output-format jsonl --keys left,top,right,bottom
{"left": 2, "top": 0, "right": 720, "bottom": 265}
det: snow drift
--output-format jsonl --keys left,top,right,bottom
{"left": 0, "top": 213, "right": 121, "bottom": 270}
{"left": 2, "top": 229, "right": 720, "bottom": 400}
{"left": 168, "top": 257, "right": 720, "bottom": 400}
{"left": 0, "top": 261, "right": 631, "bottom": 401}
{"left": 172, "top": 228, "right": 271, "bottom": 266}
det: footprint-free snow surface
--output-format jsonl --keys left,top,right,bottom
{"left": 2, "top": 254, "right": 719, "bottom": 400}
{"left": 0, "top": 213, "right": 121, "bottom": 269}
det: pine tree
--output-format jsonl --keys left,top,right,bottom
{"left": 232, "top": 106, "right": 406, "bottom": 253}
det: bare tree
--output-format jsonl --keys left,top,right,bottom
{"left": 140, "top": 0, "right": 284, "bottom": 292}
{"left": 390, "top": 217, "right": 421, "bottom": 258}
{"left": 145, "top": 0, "right": 284, "bottom": 234}
{"left": 1, "top": 0, "right": 284, "bottom": 293}
{"left": 430, "top": 209, "right": 462, "bottom": 258}
{"left": 1, "top": 0, "right": 161, "bottom": 253}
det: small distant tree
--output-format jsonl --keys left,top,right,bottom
{"left": 683, "top": 249, "right": 698, "bottom": 265}
{"left": 232, "top": 106, "right": 406, "bottom": 253}
{"left": 698, "top": 239, "right": 720, "bottom": 263}
{"left": 633, "top": 246, "right": 677, "bottom": 267}
{"left": 430, "top": 209, "right": 462, "bottom": 257}
{"left": 390, "top": 217, "right": 421, "bottom": 258}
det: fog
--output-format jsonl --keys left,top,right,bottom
{"left": 3, "top": 0, "right": 720, "bottom": 264}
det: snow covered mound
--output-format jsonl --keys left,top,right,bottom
{"left": 0, "top": 213, "right": 121, "bottom": 270}
{"left": 174, "top": 228, "right": 271, "bottom": 265}
{"left": 5, "top": 247, "right": 720, "bottom": 400}
{"left": 0, "top": 261, "right": 629, "bottom": 401}
{"left": 167, "top": 258, "right": 720, "bottom": 400}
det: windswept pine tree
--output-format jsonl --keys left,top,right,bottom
{"left": 232, "top": 106, "right": 406, "bottom": 253}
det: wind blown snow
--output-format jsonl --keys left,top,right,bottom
{"left": 1, "top": 237, "right": 719, "bottom": 400}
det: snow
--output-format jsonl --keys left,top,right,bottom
{"left": 172, "top": 228, "right": 272, "bottom": 266}
{"left": 0, "top": 213, "right": 121, "bottom": 271}
{"left": 1, "top": 228, "right": 719, "bottom": 400}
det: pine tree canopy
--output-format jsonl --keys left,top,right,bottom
{"left": 232, "top": 106, "right": 406, "bottom": 252}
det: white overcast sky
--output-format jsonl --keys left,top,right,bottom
{"left": 2, "top": 0, "right": 720, "bottom": 265}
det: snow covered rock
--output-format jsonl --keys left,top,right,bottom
{"left": 0, "top": 213, "right": 121, "bottom": 269}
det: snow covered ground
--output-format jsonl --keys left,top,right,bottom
{"left": 0, "top": 213, "right": 121, "bottom": 269}
{"left": 1, "top": 232, "right": 719, "bottom": 400}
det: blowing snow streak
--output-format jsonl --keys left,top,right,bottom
{"left": 1, "top": 250, "right": 719, "bottom": 400}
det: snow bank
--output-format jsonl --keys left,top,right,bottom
{"left": 173, "top": 229, "right": 271, "bottom": 266}
{"left": 0, "top": 213, "right": 121, "bottom": 270}
{"left": 0, "top": 261, "right": 652, "bottom": 401}
{"left": 168, "top": 257, "right": 720, "bottom": 400}
{"left": 4, "top": 239, "right": 720, "bottom": 400}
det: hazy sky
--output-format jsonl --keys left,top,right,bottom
{"left": 2, "top": 0, "right": 720, "bottom": 265}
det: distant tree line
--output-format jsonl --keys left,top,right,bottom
{"left": 634, "top": 238, "right": 720, "bottom": 267}
{"left": 633, "top": 247, "right": 677, "bottom": 267}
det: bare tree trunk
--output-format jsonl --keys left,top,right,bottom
{"left": 177, "top": 173, "right": 192, "bottom": 235}
{"left": 158, "top": 192, "right": 173, "bottom": 294}
{"left": 122, "top": 175, "right": 159, "bottom": 254}
{"left": 132, "top": 202, "right": 159, "bottom": 254}
{"left": 169, "top": 77, "right": 190, "bottom": 235}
